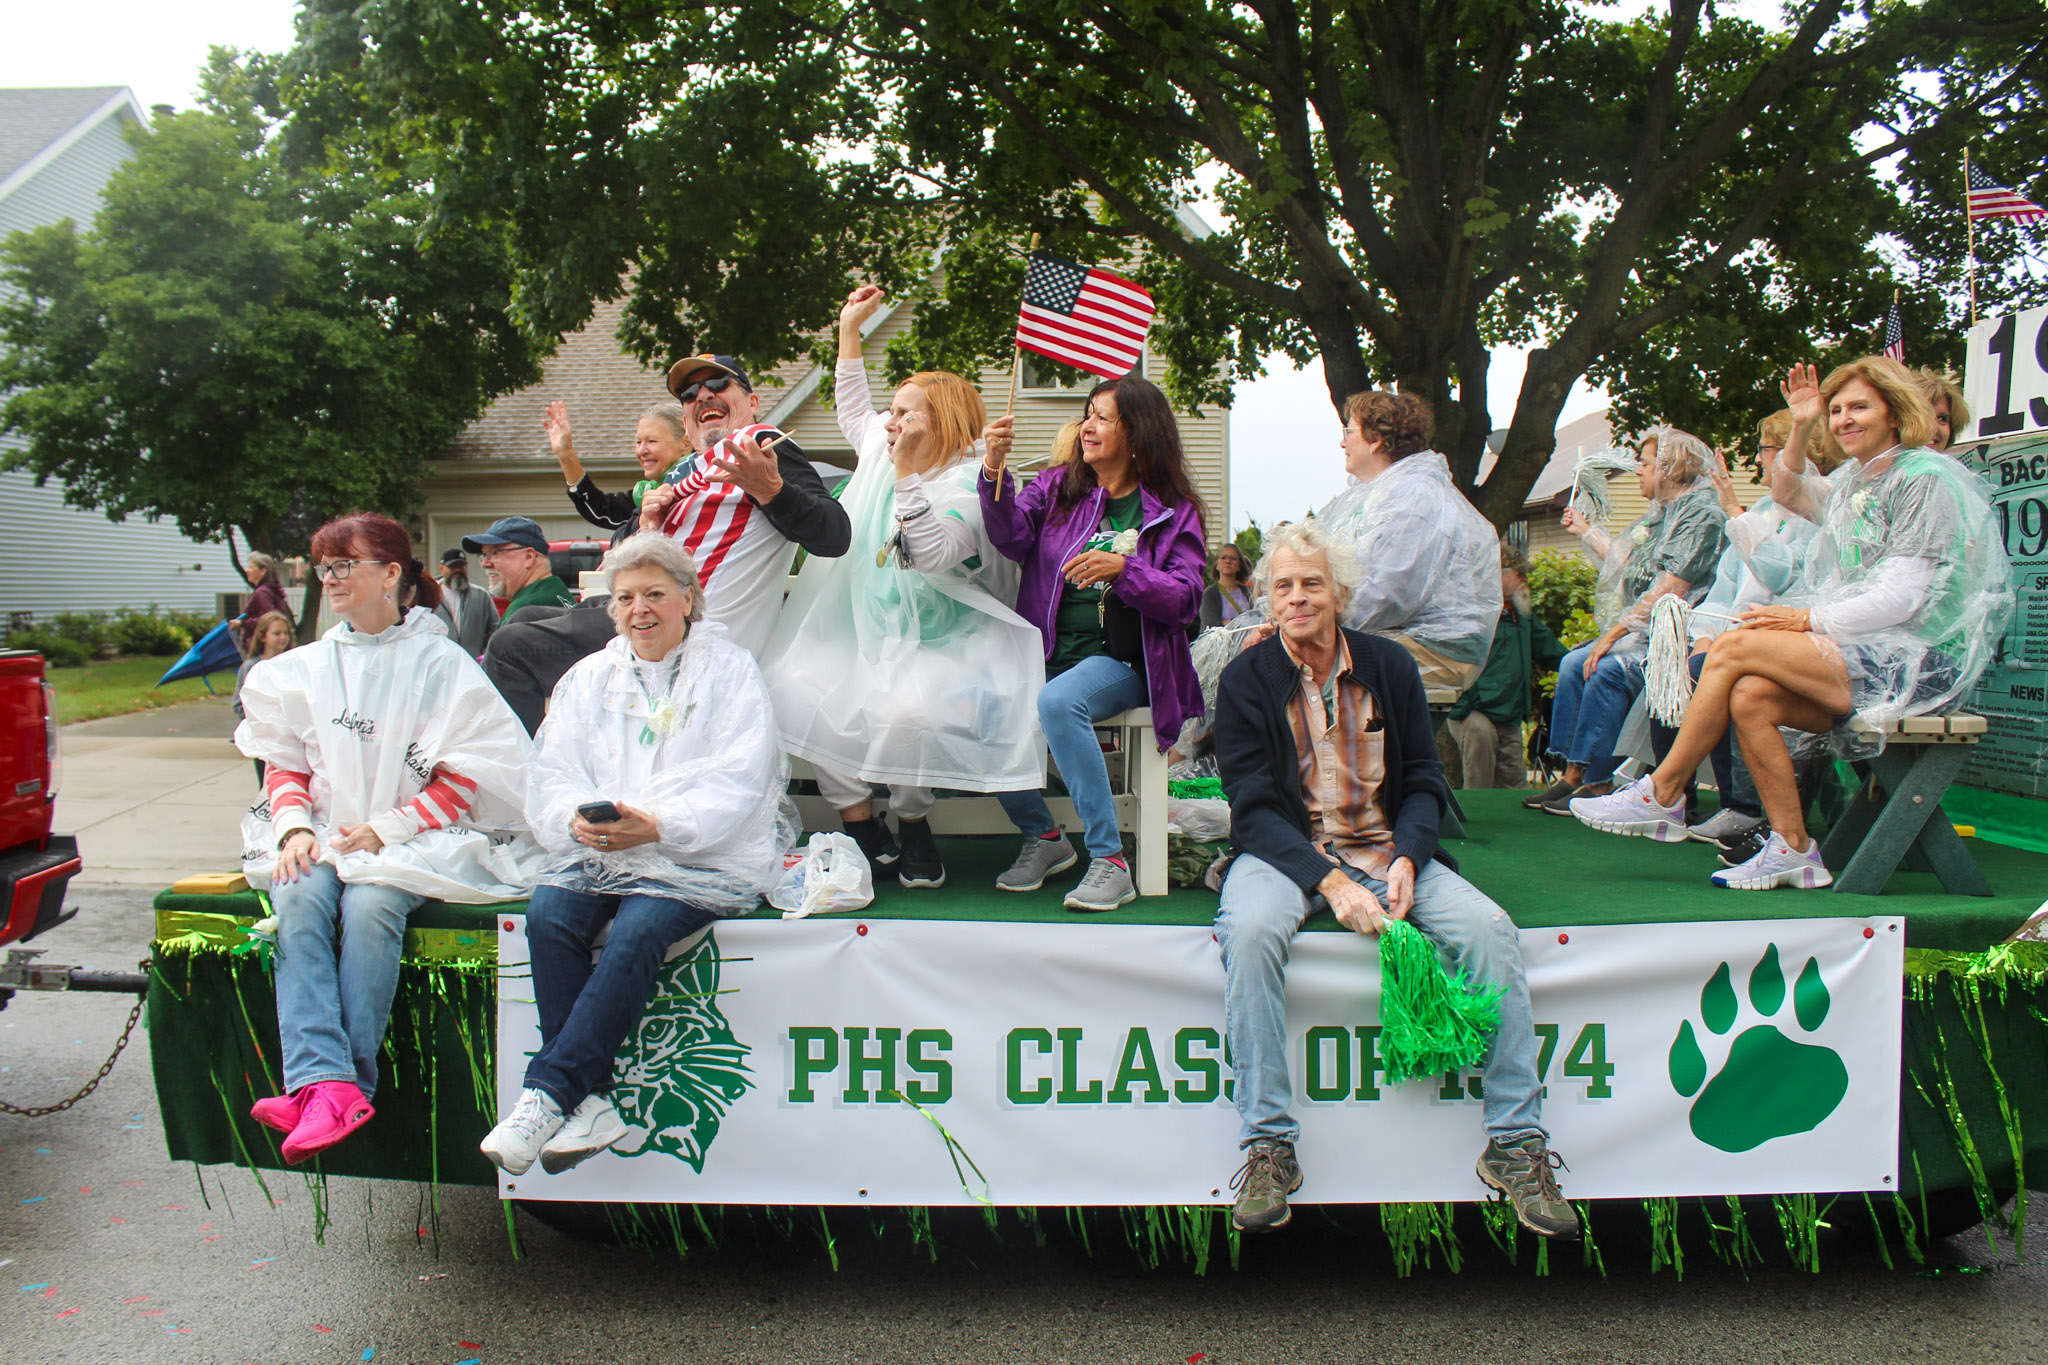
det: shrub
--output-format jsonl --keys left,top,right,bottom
{"left": 47, "top": 612, "right": 113, "bottom": 652}
{"left": 1526, "top": 549, "right": 1597, "bottom": 640}
{"left": 112, "top": 610, "right": 192, "bottom": 656}
{"left": 8, "top": 629, "right": 90, "bottom": 667}
{"left": 164, "top": 609, "right": 220, "bottom": 641}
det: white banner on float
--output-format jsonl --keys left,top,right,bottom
{"left": 495, "top": 916, "right": 1902, "bottom": 1206}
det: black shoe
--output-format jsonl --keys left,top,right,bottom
{"left": 1718, "top": 825, "right": 1771, "bottom": 867}
{"left": 1541, "top": 781, "right": 1608, "bottom": 816}
{"left": 842, "top": 816, "right": 899, "bottom": 874}
{"left": 895, "top": 818, "right": 946, "bottom": 889}
{"left": 1523, "top": 777, "right": 1574, "bottom": 811}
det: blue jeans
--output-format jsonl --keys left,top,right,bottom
{"left": 1547, "top": 645, "right": 1646, "bottom": 783}
{"left": 523, "top": 886, "right": 717, "bottom": 1112}
{"left": 271, "top": 863, "right": 424, "bottom": 1095}
{"left": 997, "top": 654, "right": 1148, "bottom": 859}
{"left": 1649, "top": 651, "right": 1760, "bottom": 817}
{"left": 1215, "top": 853, "right": 1545, "bottom": 1148}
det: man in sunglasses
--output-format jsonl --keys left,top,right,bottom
{"left": 636, "top": 354, "right": 851, "bottom": 656}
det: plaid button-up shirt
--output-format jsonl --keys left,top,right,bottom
{"left": 1281, "top": 632, "right": 1397, "bottom": 877}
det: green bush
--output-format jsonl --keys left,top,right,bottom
{"left": 8, "top": 629, "right": 91, "bottom": 667}
{"left": 111, "top": 610, "right": 192, "bottom": 656}
{"left": 47, "top": 612, "right": 114, "bottom": 652}
{"left": 163, "top": 609, "right": 221, "bottom": 642}
{"left": 1527, "top": 549, "right": 1597, "bottom": 640}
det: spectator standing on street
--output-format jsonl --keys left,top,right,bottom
{"left": 433, "top": 549, "right": 501, "bottom": 655}
{"left": 545, "top": 400, "right": 693, "bottom": 546}
{"left": 1447, "top": 547, "right": 1564, "bottom": 788}
{"left": 463, "top": 516, "right": 575, "bottom": 626}
{"left": 235, "top": 552, "right": 292, "bottom": 650}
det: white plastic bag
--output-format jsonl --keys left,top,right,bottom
{"left": 767, "top": 832, "right": 875, "bottom": 919}
{"left": 1166, "top": 797, "right": 1233, "bottom": 842}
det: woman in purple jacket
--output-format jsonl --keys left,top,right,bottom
{"left": 980, "top": 375, "right": 1208, "bottom": 911}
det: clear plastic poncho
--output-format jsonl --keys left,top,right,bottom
{"left": 235, "top": 608, "right": 543, "bottom": 902}
{"left": 527, "top": 625, "right": 795, "bottom": 917}
{"left": 1689, "top": 494, "right": 1818, "bottom": 639}
{"left": 761, "top": 417, "right": 1047, "bottom": 792}
{"left": 1587, "top": 429, "right": 1730, "bottom": 644}
{"left": 1315, "top": 451, "right": 1501, "bottom": 669}
{"left": 1782, "top": 448, "right": 2013, "bottom": 737}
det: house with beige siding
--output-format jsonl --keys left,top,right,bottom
{"left": 418, "top": 293, "right": 1232, "bottom": 563}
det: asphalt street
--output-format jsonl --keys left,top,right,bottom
{"left": 2, "top": 886, "right": 2045, "bottom": 1365}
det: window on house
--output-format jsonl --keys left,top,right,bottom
{"left": 1020, "top": 351, "right": 1144, "bottom": 391}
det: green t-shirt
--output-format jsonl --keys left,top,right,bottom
{"left": 503, "top": 574, "right": 576, "bottom": 621}
{"left": 1048, "top": 491, "right": 1143, "bottom": 677}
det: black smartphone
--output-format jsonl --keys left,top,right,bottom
{"left": 576, "top": 800, "right": 623, "bottom": 825}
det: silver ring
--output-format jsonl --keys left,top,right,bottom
{"left": 599, "top": 835, "right": 610, "bottom": 848}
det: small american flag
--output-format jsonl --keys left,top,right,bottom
{"left": 1881, "top": 298, "right": 1904, "bottom": 362}
{"left": 1967, "top": 162, "right": 2046, "bottom": 224}
{"left": 1015, "top": 253, "right": 1155, "bottom": 378}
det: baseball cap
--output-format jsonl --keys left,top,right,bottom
{"left": 460, "top": 516, "right": 549, "bottom": 555}
{"left": 665, "top": 353, "right": 753, "bottom": 399}
{"left": 440, "top": 548, "right": 468, "bottom": 566}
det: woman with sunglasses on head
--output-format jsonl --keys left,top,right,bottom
{"left": 1569, "top": 356, "right": 2011, "bottom": 888}
{"left": 763, "top": 285, "right": 1046, "bottom": 890}
{"left": 979, "top": 373, "right": 1209, "bottom": 912}
{"left": 234, "top": 513, "right": 540, "bottom": 1163}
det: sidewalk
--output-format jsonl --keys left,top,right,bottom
{"left": 55, "top": 697, "right": 254, "bottom": 886}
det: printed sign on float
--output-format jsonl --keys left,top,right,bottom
{"left": 495, "top": 917, "right": 1903, "bottom": 1207}
{"left": 1958, "top": 433, "right": 2048, "bottom": 798}
{"left": 1962, "top": 305, "right": 2048, "bottom": 446}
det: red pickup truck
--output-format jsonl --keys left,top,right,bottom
{"left": 0, "top": 649, "right": 79, "bottom": 951}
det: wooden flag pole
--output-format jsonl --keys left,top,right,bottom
{"left": 1965, "top": 147, "right": 1980, "bottom": 327}
{"left": 994, "top": 233, "right": 1042, "bottom": 502}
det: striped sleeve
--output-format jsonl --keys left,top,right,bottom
{"left": 367, "top": 767, "right": 479, "bottom": 848}
{"left": 266, "top": 766, "right": 315, "bottom": 841}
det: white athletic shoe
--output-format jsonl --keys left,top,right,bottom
{"left": 1568, "top": 775, "right": 1689, "bottom": 842}
{"left": 1710, "top": 831, "right": 1834, "bottom": 890}
{"left": 480, "top": 1087, "right": 563, "bottom": 1176}
{"left": 539, "top": 1093, "right": 628, "bottom": 1174}
{"left": 1686, "top": 808, "right": 1765, "bottom": 844}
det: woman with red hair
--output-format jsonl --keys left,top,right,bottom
{"left": 234, "top": 513, "right": 539, "bottom": 1162}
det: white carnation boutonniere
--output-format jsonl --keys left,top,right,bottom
{"left": 1109, "top": 528, "right": 1140, "bottom": 557}
{"left": 1630, "top": 525, "right": 1652, "bottom": 546}
{"left": 637, "top": 697, "right": 697, "bottom": 746}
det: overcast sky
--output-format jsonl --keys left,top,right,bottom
{"left": 2, "top": 0, "right": 1609, "bottom": 533}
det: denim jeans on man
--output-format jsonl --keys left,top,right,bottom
{"left": 271, "top": 863, "right": 425, "bottom": 1095}
{"left": 997, "top": 654, "right": 1147, "bottom": 858}
{"left": 1546, "top": 644, "right": 1646, "bottom": 783}
{"left": 1648, "top": 650, "right": 1761, "bottom": 817}
{"left": 1214, "top": 852, "right": 1546, "bottom": 1148}
{"left": 523, "top": 885, "right": 717, "bottom": 1112}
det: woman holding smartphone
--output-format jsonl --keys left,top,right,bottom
{"left": 481, "top": 533, "right": 790, "bottom": 1176}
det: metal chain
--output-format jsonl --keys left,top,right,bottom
{"left": 0, "top": 960, "right": 149, "bottom": 1119}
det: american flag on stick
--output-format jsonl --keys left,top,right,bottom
{"left": 1015, "top": 253, "right": 1156, "bottom": 378}
{"left": 1881, "top": 296, "right": 1904, "bottom": 362}
{"left": 1967, "top": 162, "right": 2046, "bottom": 224}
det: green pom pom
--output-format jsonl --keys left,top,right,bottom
{"left": 1376, "top": 919, "right": 1505, "bottom": 1086}
{"left": 1168, "top": 777, "right": 1227, "bottom": 801}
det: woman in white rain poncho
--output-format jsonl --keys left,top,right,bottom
{"left": 1315, "top": 390, "right": 1501, "bottom": 688}
{"left": 761, "top": 284, "right": 1045, "bottom": 892}
{"left": 483, "top": 533, "right": 792, "bottom": 1176}
{"left": 1568, "top": 356, "right": 2012, "bottom": 891}
{"left": 235, "top": 514, "right": 540, "bottom": 1166}
{"left": 1526, "top": 426, "right": 1727, "bottom": 813}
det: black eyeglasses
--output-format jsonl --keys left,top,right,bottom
{"left": 312, "top": 559, "right": 385, "bottom": 582}
{"left": 676, "top": 374, "right": 743, "bottom": 404}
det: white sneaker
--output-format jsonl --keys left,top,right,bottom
{"left": 1568, "top": 775, "right": 1689, "bottom": 842}
{"left": 1710, "top": 831, "right": 1834, "bottom": 890}
{"left": 1686, "top": 808, "right": 1765, "bottom": 844}
{"left": 480, "top": 1087, "right": 563, "bottom": 1175}
{"left": 539, "top": 1093, "right": 627, "bottom": 1174}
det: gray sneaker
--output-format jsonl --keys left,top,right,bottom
{"left": 1063, "top": 856, "right": 1135, "bottom": 912}
{"left": 1686, "top": 808, "right": 1764, "bottom": 844}
{"left": 1477, "top": 1136, "right": 1581, "bottom": 1239}
{"left": 1230, "top": 1138, "right": 1302, "bottom": 1233}
{"left": 995, "top": 832, "right": 1079, "bottom": 892}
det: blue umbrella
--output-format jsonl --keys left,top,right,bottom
{"left": 156, "top": 620, "right": 243, "bottom": 693}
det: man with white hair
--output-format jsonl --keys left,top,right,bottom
{"left": 1210, "top": 521, "right": 1577, "bottom": 1238}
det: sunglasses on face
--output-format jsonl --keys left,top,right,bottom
{"left": 676, "top": 374, "right": 743, "bottom": 404}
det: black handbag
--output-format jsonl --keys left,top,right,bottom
{"left": 1101, "top": 586, "right": 1146, "bottom": 667}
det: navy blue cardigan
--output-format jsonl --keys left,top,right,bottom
{"left": 1214, "top": 628, "right": 1453, "bottom": 893}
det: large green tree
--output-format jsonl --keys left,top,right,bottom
{"left": 0, "top": 53, "right": 542, "bottom": 560}
{"left": 288, "top": 0, "right": 2046, "bottom": 523}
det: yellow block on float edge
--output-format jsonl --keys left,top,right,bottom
{"left": 1953, "top": 825, "right": 1975, "bottom": 838}
{"left": 168, "top": 872, "right": 250, "bottom": 895}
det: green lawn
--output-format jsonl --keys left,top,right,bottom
{"left": 44, "top": 655, "right": 235, "bottom": 723}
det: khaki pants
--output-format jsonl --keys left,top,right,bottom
{"left": 1388, "top": 633, "right": 1484, "bottom": 692}
{"left": 1447, "top": 711, "right": 1529, "bottom": 789}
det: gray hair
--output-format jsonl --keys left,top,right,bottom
{"left": 602, "top": 532, "right": 706, "bottom": 624}
{"left": 639, "top": 400, "right": 690, "bottom": 443}
{"left": 1251, "top": 520, "right": 1363, "bottom": 605}
{"left": 245, "top": 551, "right": 278, "bottom": 582}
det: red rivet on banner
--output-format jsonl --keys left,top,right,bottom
{"left": 856, "top": 924, "right": 869, "bottom": 936}
{"left": 1557, "top": 933, "right": 1569, "bottom": 945}
{"left": 1864, "top": 927, "right": 1875, "bottom": 939}
{"left": 503, "top": 920, "right": 515, "bottom": 932}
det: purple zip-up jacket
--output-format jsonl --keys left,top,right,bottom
{"left": 979, "top": 464, "right": 1208, "bottom": 751}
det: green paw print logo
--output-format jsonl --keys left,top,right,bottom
{"left": 1668, "top": 944, "right": 1848, "bottom": 1153}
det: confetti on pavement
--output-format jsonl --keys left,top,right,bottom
{"left": 313, "top": 1324, "right": 334, "bottom": 1334}
{"left": 20, "top": 1197, "right": 47, "bottom": 1204}
{"left": 248, "top": 1258, "right": 277, "bottom": 1269}
{"left": 55, "top": 1307, "right": 78, "bottom": 1318}
{"left": 108, "top": 1217, "right": 128, "bottom": 1224}
{"left": 124, "top": 1296, "right": 149, "bottom": 1305}
{"left": 362, "top": 1350, "right": 376, "bottom": 1361}
{"left": 41, "top": 1286, "right": 58, "bottom": 1298}
{"left": 458, "top": 1342, "right": 482, "bottom": 1351}
{"left": 19, "top": 1284, "right": 50, "bottom": 1292}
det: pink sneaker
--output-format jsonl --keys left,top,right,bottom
{"left": 249, "top": 1090, "right": 306, "bottom": 1135}
{"left": 280, "top": 1081, "right": 375, "bottom": 1165}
